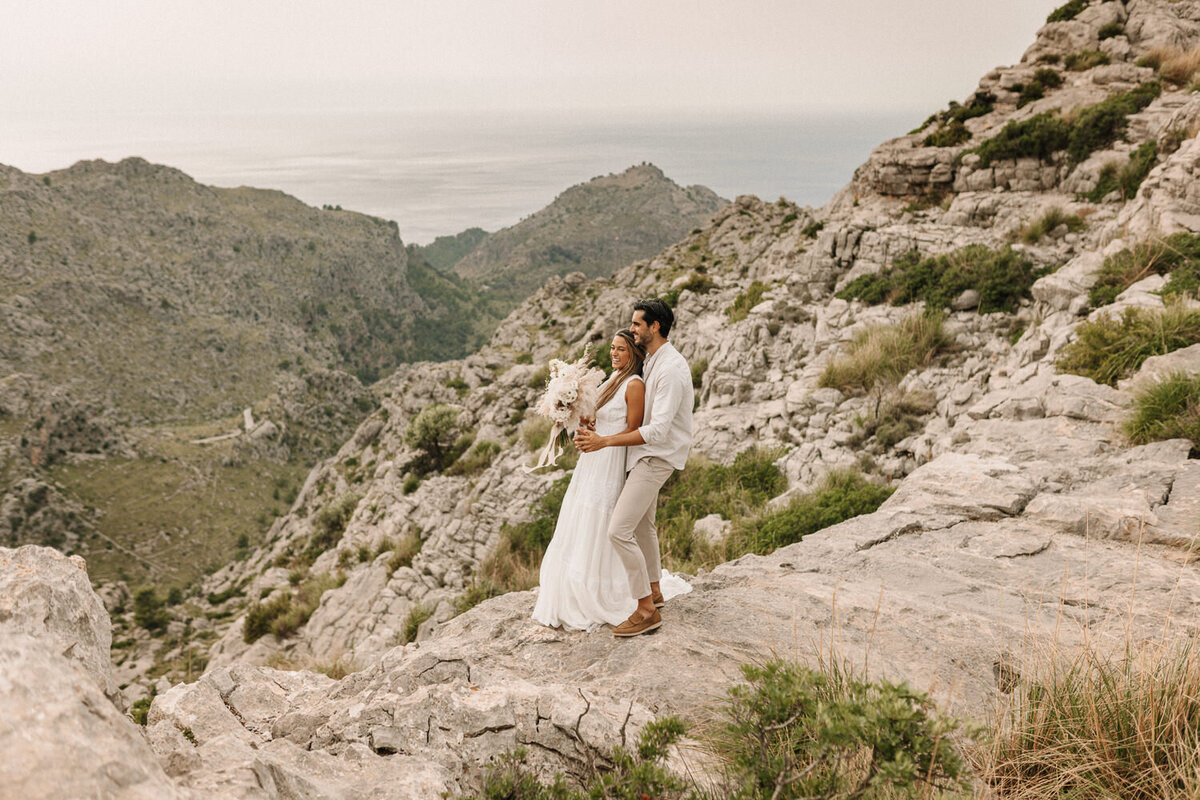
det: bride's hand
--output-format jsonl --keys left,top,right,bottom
{"left": 574, "top": 429, "right": 603, "bottom": 452}
{"left": 580, "top": 415, "right": 596, "bottom": 430}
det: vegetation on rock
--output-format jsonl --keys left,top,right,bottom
{"left": 837, "top": 245, "right": 1042, "bottom": 314}
{"left": 1124, "top": 372, "right": 1200, "bottom": 451}
{"left": 1083, "top": 141, "right": 1158, "bottom": 203}
{"left": 820, "top": 313, "right": 953, "bottom": 397}
{"left": 1088, "top": 233, "right": 1200, "bottom": 308}
{"left": 1055, "top": 303, "right": 1200, "bottom": 387}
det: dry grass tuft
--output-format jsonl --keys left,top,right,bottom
{"left": 982, "top": 638, "right": 1200, "bottom": 799}
{"left": 1142, "top": 45, "right": 1200, "bottom": 85}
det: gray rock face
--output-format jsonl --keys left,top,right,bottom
{"left": 0, "top": 546, "right": 118, "bottom": 700}
{"left": 0, "top": 633, "right": 184, "bottom": 800}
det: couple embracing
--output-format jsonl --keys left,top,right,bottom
{"left": 532, "top": 298, "right": 694, "bottom": 637}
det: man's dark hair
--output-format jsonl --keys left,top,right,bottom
{"left": 634, "top": 298, "right": 674, "bottom": 338}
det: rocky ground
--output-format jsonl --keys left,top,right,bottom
{"left": 6, "top": 0, "right": 1200, "bottom": 796}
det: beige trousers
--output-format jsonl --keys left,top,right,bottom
{"left": 608, "top": 456, "right": 673, "bottom": 600}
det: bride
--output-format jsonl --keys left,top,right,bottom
{"left": 531, "top": 330, "right": 647, "bottom": 631}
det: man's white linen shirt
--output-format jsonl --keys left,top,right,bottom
{"left": 629, "top": 341, "right": 694, "bottom": 471}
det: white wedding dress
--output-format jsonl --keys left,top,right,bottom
{"left": 532, "top": 374, "right": 691, "bottom": 631}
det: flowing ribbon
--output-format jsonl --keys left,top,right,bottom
{"left": 523, "top": 424, "right": 566, "bottom": 473}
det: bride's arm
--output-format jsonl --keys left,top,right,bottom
{"left": 576, "top": 380, "right": 645, "bottom": 451}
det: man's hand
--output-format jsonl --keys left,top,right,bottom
{"left": 574, "top": 428, "right": 605, "bottom": 453}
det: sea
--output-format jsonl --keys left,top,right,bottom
{"left": 1, "top": 108, "right": 921, "bottom": 245}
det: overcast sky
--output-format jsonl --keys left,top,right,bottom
{"left": 4, "top": 0, "right": 1062, "bottom": 116}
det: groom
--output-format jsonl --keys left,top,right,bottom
{"left": 575, "top": 298, "right": 694, "bottom": 637}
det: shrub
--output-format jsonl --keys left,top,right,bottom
{"left": 1035, "top": 67, "right": 1064, "bottom": 88}
{"left": 133, "top": 588, "right": 169, "bottom": 632}
{"left": 1047, "top": 0, "right": 1087, "bottom": 22}
{"left": 819, "top": 312, "right": 952, "bottom": 395}
{"left": 1088, "top": 232, "right": 1200, "bottom": 307}
{"left": 386, "top": 530, "right": 423, "bottom": 573}
{"left": 983, "top": 641, "right": 1200, "bottom": 799}
{"left": 1124, "top": 372, "right": 1200, "bottom": 450}
{"left": 1066, "top": 82, "right": 1161, "bottom": 162}
{"left": 520, "top": 416, "right": 554, "bottom": 452}
{"left": 656, "top": 448, "right": 788, "bottom": 567}
{"left": 1016, "top": 81, "right": 1045, "bottom": 108}
{"left": 129, "top": 695, "right": 153, "bottom": 726}
{"left": 1020, "top": 206, "right": 1086, "bottom": 243}
{"left": 306, "top": 491, "right": 361, "bottom": 558}
{"left": 712, "top": 660, "right": 967, "bottom": 799}
{"left": 1055, "top": 302, "right": 1200, "bottom": 386}
{"left": 1097, "top": 21, "right": 1124, "bottom": 40}
{"left": 467, "top": 717, "right": 689, "bottom": 800}
{"left": 403, "top": 403, "right": 462, "bottom": 472}
{"left": 243, "top": 593, "right": 292, "bottom": 643}
{"left": 399, "top": 602, "right": 434, "bottom": 644}
{"left": 1084, "top": 140, "right": 1158, "bottom": 203}
{"left": 443, "top": 375, "right": 469, "bottom": 396}
{"left": 726, "top": 281, "right": 769, "bottom": 322}
{"left": 800, "top": 220, "right": 825, "bottom": 238}
{"left": 970, "top": 113, "right": 1071, "bottom": 166}
{"left": 689, "top": 357, "right": 708, "bottom": 390}
{"left": 476, "top": 475, "right": 572, "bottom": 594}
{"left": 729, "top": 470, "right": 894, "bottom": 556}
{"left": 837, "top": 245, "right": 1041, "bottom": 314}
{"left": 1064, "top": 49, "right": 1111, "bottom": 71}
{"left": 678, "top": 272, "right": 717, "bottom": 295}
{"left": 445, "top": 440, "right": 501, "bottom": 476}
{"left": 527, "top": 365, "right": 549, "bottom": 388}
{"left": 401, "top": 474, "right": 420, "bottom": 494}
{"left": 923, "top": 120, "right": 971, "bottom": 147}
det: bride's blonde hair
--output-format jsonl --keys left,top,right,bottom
{"left": 596, "top": 330, "right": 645, "bottom": 410}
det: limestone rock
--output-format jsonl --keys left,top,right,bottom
{"left": 0, "top": 545, "right": 118, "bottom": 700}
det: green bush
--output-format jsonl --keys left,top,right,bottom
{"left": 1034, "top": 67, "right": 1065, "bottom": 88}
{"left": 453, "top": 580, "right": 503, "bottom": 616}
{"left": 837, "top": 245, "right": 1041, "bottom": 314}
{"left": 1066, "top": 82, "right": 1161, "bottom": 162}
{"left": 713, "top": 660, "right": 966, "bottom": 799}
{"left": 1088, "top": 232, "right": 1200, "bottom": 307}
{"left": 465, "top": 717, "right": 690, "bottom": 800}
{"left": 1124, "top": 372, "right": 1200, "bottom": 449}
{"left": 386, "top": 530, "right": 423, "bottom": 573}
{"left": 726, "top": 281, "right": 769, "bottom": 322}
{"left": 243, "top": 593, "right": 292, "bottom": 643}
{"left": 689, "top": 358, "right": 708, "bottom": 390}
{"left": 1056, "top": 303, "right": 1200, "bottom": 386}
{"left": 1047, "top": 0, "right": 1088, "bottom": 22}
{"left": 402, "top": 474, "right": 420, "bottom": 494}
{"left": 242, "top": 572, "right": 344, "bottom": 643}
{"left": 445, "top": 440, "right": 501, "bottom": 476}
{"left": 1084, "top": 141, "right": 1158, "bottom": 203}
{"left": 129, "top": 695, "right": 153, "bottom": 726}
{"left": 1020, "top": 206, "right": 1086, "bottom": 243}
{"left": 1015, "top": 81, "right": 1045, "bottom": 108}
{"left": 679, "top": 272, "right": 717, "bottom": 295}
{"left": 1064, "top": 49, "right": 1111, "bottom": 71}
{"left": 657, "top": 448, "right": 788, "bottom": 566}
{"left": 399, "top": 602, "right": 435, "bottom": 645}
{"left": 133, "top": 588, "right": 169, "bottom": 632}
{"left": 1098, "top": 21, "right": 1124, "bottom": 40}
{"left": 729, "top": 470, "right": 894, "bottom": 556}
{"left": 403, "top": 404, "right": 462, "bottom": 472}
{"left": 970, "top": 113, "right": 1071, "bottom": 166}
{"left": 923, "top": 120, "right": 971, "bottom": 147}
{"left": 306, "top": 491, "right": 361, "bottom": 558}
{"left": 800, "top": 220, "right": 825, "bottom": 238}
